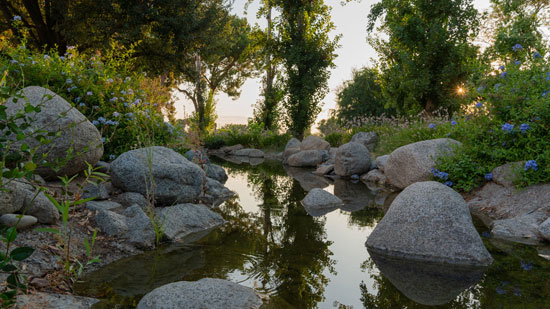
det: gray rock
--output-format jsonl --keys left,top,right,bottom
{"left": 123, "top": 205, "right": 156, "bottom": 248}
{"left": 283, "top": 138, "right": 302, "bottom": 163}
{"left": 285, "top": 138, "right": 301, "bottom": 150}
{"left": 137, "top": 278, "right": 262, "bottom": 309}
{"left": 302, "top": 188, "right": 343, "bottom": 210}
{"left": 300, "top": 135, "right": 330, "bottom": 151}
{"left": 0, "top": 214, "right": 38, "bottom": 229}
{"left": 287, "top": 150, "right": 329, "bottom": 167}
{"left": 154, "top": 204, "right": 226, "bottom": 242}
{"left": 385, "top": 138, "right": 461, "bottom": 189}
{"left": 15, "top": 292, "right": 99, "bottom": 309}
{"left": 205, "top": 164, "right": 228, "bottom": 184}
{"left": 113, "top": 192, "right": 149, "bottom": 210}
{"left": 221, "top": 144, "right": 243, "bottom": 154}
{"left": 184, "top": 149, "right": 210, "bottom": 164}
{"left": 491, "top": 210, "right": 548, "bottom": 244}
{"left": 284, "top": 166, "right": 332, "bottom": 191}
{"left": 95, "top": 210, "right": 128, "bottom": 236}
{"left": 234, "top": 148, "right": 265, "bottom": 158}
{"left": 540, "top": 218, "right": 550, "bottom": 241}
{"left": 0, "top": 179, "right": 58, "bottom": 223}
{"left": 95, "top": 161, "right": 110, "bottom": 173}
{"left": 111, "top": 146, "right": 205, "bottom": 206}
{"left": 200, "top": 178, "right": 235, "bottom": 208}
{"left": 368, "top": 252, "right": 486, "bottom": 306}
{"left": 366, "top": 181, "right": 493, "bottom": 266}
{"left": 468, "top": 183, "right": 550, "bottom": 227}
{"left": 350, "top": 131, "right": 378, "bottom": 151}
{"left": 82, "top": 182, "right": 110, "bottom": 200}
{"left": 334, "top": 142, "right": 371, "bottom": 177}
{"left": 361, "top": 169, "right": 386, "bottom": 185}
{"left": 375, "top": 155, "right": 389, "bottom": 172}
{"left": 5, "top": 86, "right": 103, "bottom": 179}
{"left": 313, "top": 164, "right": 334, "bottom": 176}
{"left": 86, "top": 200, "right": 122, "bottom": 212}
{"left": 491, "top": 161, "right": 525, "bottom": 187}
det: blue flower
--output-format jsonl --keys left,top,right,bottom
{"left": 525, "top": 160, "right": 538, "bottom": 171}
{"left": 485, "top": 173, "right": 493, "bottom": 181}
{"left": 543, "top": 90, "right": 550, "bottom": 97}
{"left": 75, "top": 97, "right": 81, "bottom": 102}
{"left": 496, "top": 287, "right": 506, "bottom": 295}
{"left": 98, "top": 117, "right": 106, "bottom": 123}
{"left": 500, "top": 72, "right": 507, "bottom": 78}
{"left": 521, "top": 259, "right": 534, "bottom": 271}
{"left": 109, "top": 154, "right": 116, "bottom": 160}
{"left": 512, "top": 43, "right": 523, "bottom": 52}
{"left": 79, "top": 103, "right": 85, "bottom": 107}
{"left": 476, "top": 102, "right": 483, "bottom": 108}
{"left": 113, "top": 112, "right": 120, "bottom": 117}
{"left": 520, "top": 123, "right": 530, "bottom": 133}
{"left": 92, "top": 120, "right": 99, "bottom": 126}
{"left": 494, "top": 83, "right": 502, "bottom": 90}
{"left": 501, "top": 123, "right": 514, "bottom": 132}
{"left": 66, "top": 78, "right": 72, "bottom": 84}
{"left": 451, "top": 120, "right": 457, "bottom": 126}
{"left": 110, "top": 97, "right": 118, "bottom": 102}
{"left": 481, "top": 231, "right": 491, "bottom": 238}
{"left": 428, "top": 123, "right": 436, "bottom": 129}
{"left": 438, "top": 172, "right": 449, "bottom": 180}
{"left": 533, "top": 52, "right": 542, "bottom": 59}
{"left": 101, "top": 137, "right": 106, "bottom": 143}
{"left": 444, "top": 181, "right": 453, "bottom": 187}
{"left": 10, "top": 59, "right": 18, "bottom": 64}
{"left": 13, "top": 15, "right": 21, "bottom": 21}
{"left": 498, "top": 65, "right": 505, "bottom": 70}
{"left": 43, "top": 54, "right": 50, "bottom": 60}
{"left": 86, "top": 91, "right": 93, "bottom": 96}
{"left": 107, "top": 78, "right": 113, "bottom": 83}
{"left": 513, "top": 287, "right": 522, "bottom": 296}
{"left": 515, "top": 60, "right": 521, "bottom": 65}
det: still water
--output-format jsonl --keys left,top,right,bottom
{"left": 77, "top": 159, "right": 550, "bottom": 308}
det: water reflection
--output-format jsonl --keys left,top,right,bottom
{"left": 76, "top": 159, "right": 550, "bottom": 308}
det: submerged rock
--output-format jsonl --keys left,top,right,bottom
{"left": 368, "top": 252, "right": 486, "bottom": 306}
{"left": 5, "top": 86, "right": 103, "bottom": 179}
{"left": 154, "top": 204, "right": 226, "bottom": 242}
{"left": 366, "top": 181, "right": 493, "bottom": 266}
{"left": 384, "top": 138, "right": 461, "bottom": 189}
{"left": 111, "top": 146, "right": 205, "bottom": 206}
{"left": 302, "top": 188, "right": 343, "bottom": 217}
{"left": 137, "top": 278, "right": 262, "bottom": 309}
{"left": 15, "top": 292, "right": 99, "bottom": 309}
{"left": 334, "top": 142, "right": 371, "bottom": 177}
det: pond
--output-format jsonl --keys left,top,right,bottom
{"left": 76, "top": 158, "right": 550, "bottom": 308}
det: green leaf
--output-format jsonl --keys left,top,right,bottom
{"left": 24, "top": 104, "right": 34, "bottom": 113}
{"left": 10, "top": 247, "right": 34, "bottom": 261}
{"left": 1, "top": 264, "right": 17, "bottom": 272}
{"left": 23, "top": 161, "right": 37, "bottom": 172}
{"left": 5, "top": 227, "right": 17, "bottom": 243}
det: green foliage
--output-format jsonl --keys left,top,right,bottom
{"left": 0, "top": 39, "right": 182, "bottom": 159}
{"left": 324, "top": 133, "right": 344, "bottom": 148}
{"left": 204, "top": 122, "right": 291, "bottom": 150}
{"left": 335, "top": 67, "right": 395, "bottom": 126}
{"left": 274, "top": 0, "right": 340, "bottom": 139}
{"left": 368, "top": 0, "right": 480, "bottom": 115}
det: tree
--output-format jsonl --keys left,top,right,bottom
{"left": 175, "top": 13, "right": 260, "bottom": 134}
{"left": 335, "top": 67, "right": 395, "bottom": 126}
{"left": 274, "top": 0, "right": 340, "bottom": 139}
{"left": 368, "top": 0, "right": 480, "bottom": 115}
{"left": 482, "top": 0, "right": 549, "bottom": 62}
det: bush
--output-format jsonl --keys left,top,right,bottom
{"left": 0, "top": 39, "right": 182, "bottom": 159}
{"left": 204, "top": 122, "right": 291, "bottom": 150}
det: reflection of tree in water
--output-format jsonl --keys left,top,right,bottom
{"left": 204, "top": 160, "right": 336, "bottom": 308}
{"left": 347, "top": 206, "right": 384, "bottom": 228}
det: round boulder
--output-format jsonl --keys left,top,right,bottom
{"left": 137, "top": 278, "right": 263, "bottom": 309}
{"left": 334, "top": 142, "right": 371, "bottom": 177}
{"left": 287, "top": 150, "right": 329, "bottom": 167}
{"left": 300, "top": 136, "right": 330, "bottom": 151}
{"left": 283, "top": 138, "right": 301, "bottom": 162}
{"left": 111, "top": 146, "right": 205, "bottom": 206}
{"left": 366, "top": 181, "right": 493, "bottom": 266}
{"left": 385, "top": 138, "right": 461, "bottom": 189}
{"left": 5, "top": 86, "right": 103, "bottom": 179}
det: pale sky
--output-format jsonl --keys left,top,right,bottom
{"left": 174, "top": 0, "right": 492, "bottom": 128}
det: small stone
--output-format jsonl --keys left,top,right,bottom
{"left": 112, "top": 192, "right": 148, "bottom": 210}
{"left": 154, "top": 204, "right": 226, "bottom": 242}
{"left": 95, "top": 161, "right": 111, "bottom": 173}
{"left": 302, "top": 188, "right": 343, "bottom": 211}
{"left": 82, "top": 182, "right": 110, "bottom": 200}
{"left": 95, "top": 210, "right": 128, "bottom": 236}
{"left": 30, "top": 277, "right": 49, "bottom": 288}
{"left": 0, "top": 214, "right": 38, "bottom": 229}
{"left": 491, "top": 161, "right": 525, "bottom": 187}
{"left": 86, "top": 200, "right": 122, "bottom": 212}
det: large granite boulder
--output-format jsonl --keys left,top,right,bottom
{"left": 385, "top": 138, "right": 461, "bottom": 189}
{"left": 111, "top": 147, "right": 205, "bottom": 205}
{"left": 287, "top": 150, "right": 329, "bottom": 167}
{"left": 301, "top": 188, "right": 343, "bottom": 216}
{"left": 0, "top": 179, "right": 59, "bottom": 223}
{"left": 375, "top": 155, "right": 389, "bottom": 173}
{"left": 350, "top": 131, "right": 378, "bottom": 151}
{"left": 366, "top": 181, "right": 493, "bottom": 266}
{"left": 200, "top": 178, "right": 235, "bottom": 208}
{"left": 5, "top": 86, "right": 103, "bottom": 179}
{"left": 154, "top": 204, "right": 226, "bottom": 242}
{"left": 334, "top": 142, "right": 371, "bottom": 177}
{"left": 283, "top": 138, "right": 301, "bottom": 163}
{"left": 300, "top": 136, "right": 330, "bottom": 151}
{"left": 491, "top": 210, "right": 548, "bottom": 245}
{"left": 94, "top": 205, "right": 157, "bottom": 249}
{"left": 137, "top": 278, "right": 262, "bottom": 309}
{"left": 184, "top": 149, "right": 209, "bottom": 164}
